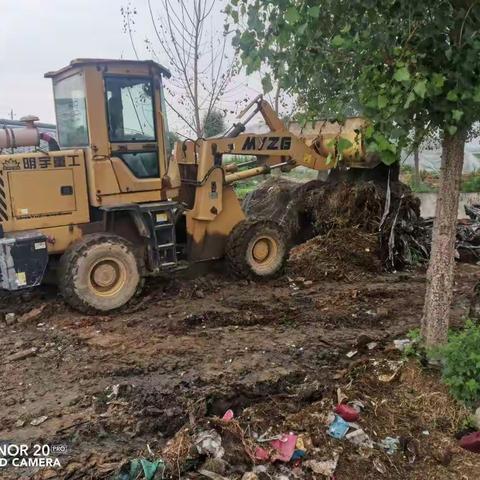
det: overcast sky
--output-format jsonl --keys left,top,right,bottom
{"left": 0, "top": 0, "right": 264, "bottom": 132}
{"left": 0, "top": 1, "right": 134, "bottom": 123}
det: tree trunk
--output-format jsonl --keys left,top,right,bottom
{"left": 421, "top": 130, "right": 466, "bottom": 347}
{"left": 413, "top": 148, "right": 420, "bottom": 186}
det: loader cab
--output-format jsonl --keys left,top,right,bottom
{"left": 45, "top": 59, "right": 179, "bottom": 207}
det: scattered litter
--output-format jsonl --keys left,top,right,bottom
{"left": 257, "top": 429, "right": 282, "bottom": 442}
{"left": 6, "top": 347, "right": 37, "bottom": 362}
{"left": 378, "top": 371, "right": 399, "bottom": 383}
{"left": 295, "top": 435, "right": 306, "bottom": 453}
{"left": 241, "top": 473, "right": 258, "bottom": 480}
{"left": 304, "top": 453, "right": 339, "bottom": 477}
{"left": 221, "top": 409, "right": 234, "bottom": 422}
{"left": 367, "top": 341, "right": 378, "bottom": 350}
{"left": 474, "top": 406, "right": 480, "bottom": 430}
{"left": 328, "top": 415, "right": 350, "bottom": 439}
{"left": 346, "top": 350, "right": 358, "bottom": 358}
{"left": 291, "top": 450, "right": 305, "bottom": 460}
{"left": 270, "top": 433, "right": 297, "bottom": 462}
{"left": 14, "top": 419, "right": 25, "bottom": 428}
{"left": 18, "top": 304, "right": 47, "bottom": 324}
{"left": 252, "top": 465, "right": 268, "bottom": 474}
{"left": 346, "top": 428, "right": 374, "bottom": 448}
{"left": 254, "top": 446, "right": 270, "bottom": 461}
{"left": 5, "top": 313, "right": 16, "bottom": 325}
{"left": 334, "top": 404, "right": 360, "bottom": 422}
{"left": 198, "top": 469, "right": 229, "bottom": 480}
{"left": 337, "top": 388, "right": 348, "bottom": 404}
{"left": 350, "top": 400, "right": 365, "bottom": 413}
{"left": 394, "top": 338, "right": 412, "bottom": 351}
{"left": 373, "top": 458, "right": 387, "bottom": 474}
{"left": 195, "top": 430, "right": 225, "bottom": 459}
{"left": 459, "top": 431, "right": 480, "bottom": 453}
{"left": 30, "top": 415, "right": 48, "bottom": 426}
{"left": 379, "top": 436, "right": 400, "bottom": 455}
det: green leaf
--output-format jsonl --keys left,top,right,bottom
{"left": 393, "top": 67, "right": 410, "bottom": 83}
{"left": 364, "top": 125, "right": 374, "bottom": 138}
{"left": 404, "top": 91, "right": 416, "bottom": 108}
{"left": 452, "top": 109, "right": 464, "bottom": 122}
{"left": 448, "top": 125, "right": 458, "bottom": 135}
{"left": 285, "top": 6, "right": 300, "bottom": 24}
{"left": 331, "top": 35, "right": 345, "bottom": 47}
{"left": 297, "top": 23, "right": 308, "bottom": 35}
{"left": 308, "top": 6, "right": 321, "bottom": 18}
{"left": 432, "top": 73, "right": 445, "bottom": 89}
{"left": 261, "top": 75, "right": 273, "bottom": 94}
{"left": 325, "top": 153, "right": 334, "bottom": 165}
{"left": 413, "top": 80, "right": 427, "bottom": 99}
{"left": 473, "top": 87, "right": 480, "bottom": 103}
{"left": 380, "top": 150, "right": 398, "bottom": 165}
{"left": 447, "top": 90, "right": 458, "bottom": 101}
{"left": 377, "top": 94, "right": 388, "bottom": 109}
{"left": 337, "top": 137, "right": 353, "bottom": 152}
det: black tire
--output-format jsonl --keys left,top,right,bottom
{"left": 58, "top": 233, "right": 143, "bottom": 313}
{"left": 226, "top": 219, "right": 288, "bottom": 279}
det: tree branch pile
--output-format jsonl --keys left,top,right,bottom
{"left": 244, "top": 176, "right": 431, "bottom": 279}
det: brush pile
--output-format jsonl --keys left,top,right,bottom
{"left": 244, "top": 175, "right": 430, "bottom": 276}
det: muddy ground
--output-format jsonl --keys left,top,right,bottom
{"left": 1, "top": 262, "right": 479, "bottom": 479}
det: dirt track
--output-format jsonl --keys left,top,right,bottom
{"left": 1, "top": 262, "right": 479, "bottom": 479}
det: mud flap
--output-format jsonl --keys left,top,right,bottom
{"left": 0, "top": 232, "right": 48, "bottom": 290}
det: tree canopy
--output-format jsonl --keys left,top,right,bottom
{"left": 229, "top": 0, "right": 480, "bottom": 163}
{"left": 203, "top": 109, "right": 227, "bottom": 137}
{"left": 230, "top": 0, "right": 480, "bottom": 347}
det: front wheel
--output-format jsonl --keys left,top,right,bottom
{"left": 58, "top": 233, "right": 143, "bottom": 313}
{"left": 226, "top": 219, "right": 288, "bottom": 279}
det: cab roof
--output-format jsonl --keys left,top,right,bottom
{"left": 44, "top": 58, "right": 171, "bottom": 79}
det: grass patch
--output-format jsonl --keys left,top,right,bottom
{"left": 431, "top": 320, "right": 480, "bottom": 406}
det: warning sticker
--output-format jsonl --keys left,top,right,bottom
{"left": 155, "top": 213, "right": 168, "bottom": 223}
{"left": 16, "top": 272, "right": 27, "bottom": 286}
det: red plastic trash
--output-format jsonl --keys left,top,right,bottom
{"left": 459, "top": 431, "right": 480, "bottom": 453}
{"left": 334, "top": 404, "right": 360, "bottom": 422}
{"left": 221, "top": 409, "right": 234, "bottom": 422}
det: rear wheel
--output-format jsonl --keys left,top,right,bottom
{"left": 226, "top": 219, "right": 288, "bottom": 279}
{"left": 58, "top": 233, "right": 143, "bottom": 313}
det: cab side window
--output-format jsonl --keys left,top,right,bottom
{"left": 105, "top": 76, "right": 156, "bottom": 143}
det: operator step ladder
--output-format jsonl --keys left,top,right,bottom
{"left": 141, "top": 202, "right": 178, "bottom": 269}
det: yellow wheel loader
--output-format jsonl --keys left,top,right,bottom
{"left": 0, "top": 59, "right": 379, "bottom": 312}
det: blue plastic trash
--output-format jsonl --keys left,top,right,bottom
{"left": 328, "top": 415, "right": 350, "bottom": 439}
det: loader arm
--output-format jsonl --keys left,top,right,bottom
{"left": 175, "top": 96, "right": 367, "bottom": 185}
{"left": 173, "top": 96, "right": 377, "bottom": 263}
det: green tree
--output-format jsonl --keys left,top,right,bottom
{"left": 166, "top": 131, "right": 179, "bottom": 154}
{"left": 230, "top": 0, "right": 480, "bottom": 346}
{"left": 203, "top": 109, "right": 227, "bottom": 137}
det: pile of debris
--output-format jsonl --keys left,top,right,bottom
{"left": 288, "top": 227, "right": 382, "bottom": 281}
{"left": 457, "top": 204, "right": 480, "bottom": 262}
{"left": 244, "top": 176, "right": 430, "bottom": 272}
{"left": 245, "top": 176, "right": 480, "bottom": 276}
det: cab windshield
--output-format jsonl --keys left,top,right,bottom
{"left": 53, "top": 72, "right": 89, "bottom": 148}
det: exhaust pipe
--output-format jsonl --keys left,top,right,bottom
{"left": 0, "top": 116, "right": 59, "bottom": 151}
